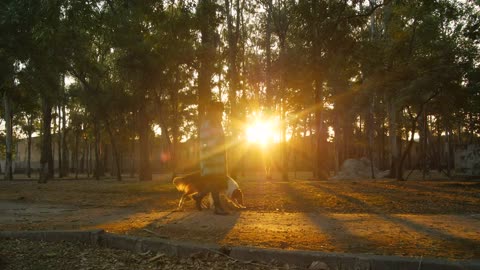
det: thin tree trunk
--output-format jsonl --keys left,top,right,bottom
{"left": 39, "top": 96, "right": 54, "bottom": 183}
{"left": 367, "top": 3, "right": 376, "bottom": 178}
{"left": 397, "top": 103, "right": 432, "bottom": 181}
{"left": 27, "top": 122, "right": 32, "bottom": 178}
{"left": 281, "top": 97, "right": 288, "bottom": 181}
{"left": 62, "top": 103, "right": 68, "bottom": 176}
{"left": 367, "top": 96, "right": 375, "bottom": 179}
{"left": 130, "top": 139, "right": 135, "bottom": 178}
{"left": 225, "top": 0, "right": 242, "bottom": 179}
{"left": 87, "top": 140, "right": 91, "bottom": 178}
{"left": 421, "top": 110, "right": 427, "bottom": 180}
{"left": 94, "top": 121, "right": 101, "bottom": 180}
{"left": 4, "top": 92, "right": 13, "bottom": 181}
{"left": 106, "top": 121, "right": 122, "bottom": 181}
{"left": 264, "top": 0, "right": 273, "bottom": 180}
{"left": 138, "top": 106, "right": 152, "bottom": 181}
{"left": 333, "top": 114, "right": 340, "bottom": 174}
{"left": 80, "top": 137, "right": 86, "bottom": 175}
{"left": 56, "top": 106, "right": 62, "bottom": 178}
{"left": 380, "top": 119, "right": 386, "bottom": 170}
{"left": 314, "top": 79, "right": 328, "bottom": 179}
{"left": 388, "top": 99, "right": 398, "bottom": 178}
{"left": 265, "top": 0, "right": 273, "bottom": 109}
{"left": 170, "top": 73, "right": 180, "bottom": 178}
{"left": 397, "top": 116, "right": 418, "bottom": 181}
{"left": 446, "top": 126, "right": 452, "bottom": 177}
{"left": 103, "top": 143, "right": 108, "bottom": 176}
{"left": 75, "top": 131, "right": 79, "bottom": 180}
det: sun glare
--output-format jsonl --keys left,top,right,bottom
{"left": 245, "top": 115, "right": 279, "bottom": 145}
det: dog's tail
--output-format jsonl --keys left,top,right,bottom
{"left": 172, "top": 171, "right": 201, "bottom": 192}
{"left": 172, "top": 176, "right": 187, "bottom": 192}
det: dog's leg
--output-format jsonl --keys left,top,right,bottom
{"left": 193, "top": 192, "right": 206, "bottom": 211}
{"left": 232, "top": 199, "right": 246, "bottom": 209}
{"left": 176, "top": 193, "right": 187, "bottom": 211}
{"left": 205, "top": 194, "right": 214, "bottom": 209}
{"left": 229, "top": 198, "right": 240, "bottom": 209}
{"left": 212, "top": 192, "right": 228, "bottom": 215}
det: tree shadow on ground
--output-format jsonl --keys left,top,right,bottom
{"left": 278, "top": 181, "right": 385, "bottom": 254}
{"left": 310, "top": 182, "right": 480, "bottom": 258}
{"left": 128, "top": 195, "right": 242, "bottom": 244}
{"left": 392, "top": 181, "right": 480, "bottom": 200}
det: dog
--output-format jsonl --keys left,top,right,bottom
{"left": 207, "top": 176, "right": 245, "bottom": 210}
{"left": 172, "top": 172, "right": 245, "bottom": 211}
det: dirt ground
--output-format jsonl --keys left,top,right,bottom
{"left": 0, "top": 172, "right": 479, "bottom": 261}
{"left": 0, "top": 238, "right": 280, "bottom": 270}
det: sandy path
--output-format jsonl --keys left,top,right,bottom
{"left": 1, "top": 176, "right": 479, "bottom": 260}
{"left": 1, "top": 200, "right": 479, "bottom": 260}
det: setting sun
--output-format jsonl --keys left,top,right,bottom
{"left": 245, "top": 116, "right": 280, "bottom": 145}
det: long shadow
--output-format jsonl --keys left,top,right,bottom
{"left": 397, "top": 181, "right": 480, "bottom": 200}
{"left": 278, "top": 181, "right": 385, "bottom": 253}
{"left": 356, "top": 181, "right": 479, "bottom": 214}
{"left": 313, "top": 183, "right": 480, "bottom": 256}
{"left": 136, "top": 193, "right": 241, "bottom": 244}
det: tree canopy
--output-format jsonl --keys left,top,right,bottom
{"left": 1, "top": 0, "right": 479, "bottom": 182}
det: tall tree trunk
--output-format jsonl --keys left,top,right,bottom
{"left": 333, "top": 113, "right": 340, "bottom": 174}
{"left": 39, "top": 96, "right": 54, "bottom": 183}
{"left": 281, "top": 97, "right": 288, "bottom": 181}
{"left": 420, "top": 110, "right": 428, "bottom": 180}
{"left": 106, "top": 121, "right": 122, "bottom": 181}
{"left": 61, "top": 103, "right": 68, "bottom": 176}
{"left": 94, "top": 120, "right": 101, "bottom": 180}
{"left": 130, "top": 139, "right": 135, "bottom": 177}
{"left": 138, "top": 105, "right": 152, "bottom": 181}
{"left": 379, "top": 119, "right": 386, "bottom": 170}
{"left": 314, "top": 78, "right": 328, "bottom": 179}
{"left": 27, "top": 116, "right": 32, "bottom": 178}
{"left": 103, "top": 143, "right": 109, "bottom": 176}
{"left": 225, "top": 0, "right": 241, "bottom": 179}
{"left": 367, "top": 2, "right": 376, "bottom": 178}
{"left": 396, "top": 101, "right": 433, "bottom": 181}
{"left": 80, "top": 137, "right": 86, "bottom": 175}
{"left": 388, "top": 98, "right": 398, "bottom": 178}
{"left": 397, "top": 115, "right": 419, "bottom": 181}
{"left": 446, "top": 126, "right": 452, "bottom": 177}
{"left": 170, "top": 73, "right": 180, "bottom": 178}
{"left": 83, "top": 138, "right": 90, "bottom": 178}
{"left": 436, "top": 118, "right": 442, "bottom": 172}
{"left": 87, "top": 141, "right": 91, "bottom": 178}
{"left": 263, "top": 0, "right": 273, "bottom": 180}
{"left": 265, "top": 0, "right": 273, "bottom": 110}
{"left": 4, "top": 91, "right": 13, "bottom": 181}
{"left": 171, "top": 106, "right": 179, "bottom": 178}
{"left": 271, "top": 1, "right": 290, "bottom": 181}
{"left": 367, "top": 96, "right": 375, "bottom": 179}
{"left": 57, "top": 105, "right": 63, "bottom": 178}
{"left": 311, "top": 0, "right": 328, "bottom": 179}
{"left": 197, "top": 0, "right": 216, "bottom": 126}
{"left": 75, "top": 131, "right": 79, "bottom": 180}
{"left": 279, "top": 39, "right": 288, "bottom": 181}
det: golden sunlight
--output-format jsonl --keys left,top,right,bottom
{"left": 245, "top": 114, "right": 280, "bottom": 145}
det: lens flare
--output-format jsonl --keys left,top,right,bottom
{"left": 245, "top": 117, "right": 279, "bottom": 145}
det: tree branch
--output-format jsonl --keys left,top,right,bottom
{"left": 342, "top": 0, "right": 391, "bottom": 21}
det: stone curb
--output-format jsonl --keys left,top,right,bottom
{"left": 1, "top": 230, "right": 479, "bottom": 270}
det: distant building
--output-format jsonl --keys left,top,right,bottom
{"left": 455, "top": 144, "right": 480, "bottom": 176}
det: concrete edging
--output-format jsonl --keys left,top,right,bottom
{"left": 0, "top": 230, "right": 478, "bottom": 270}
